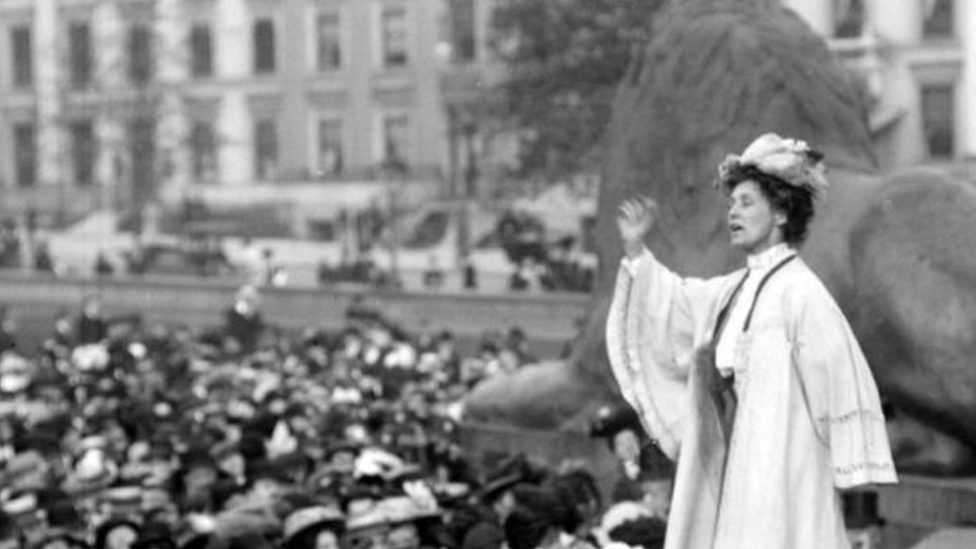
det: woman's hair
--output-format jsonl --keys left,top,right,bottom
{"left": 724, "top": 165, "right": 815, "bottom": 245}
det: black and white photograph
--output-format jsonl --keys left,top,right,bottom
{"left": 0, "top": 0, "right": 972, "bottom": 548}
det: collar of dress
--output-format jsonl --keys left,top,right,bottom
{"left": 746, "top": 242, "right": 795, "bottom": 272}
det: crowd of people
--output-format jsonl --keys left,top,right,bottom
{"left": 0, "top": 288, "right": 674, "bottom": 549}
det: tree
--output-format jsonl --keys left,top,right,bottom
{"left": 488, "top": 0, "right": 665, "bottom": 180}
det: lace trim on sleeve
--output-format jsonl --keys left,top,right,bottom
{"left": 816, "top": 409, "right": 886, "bottom": 425}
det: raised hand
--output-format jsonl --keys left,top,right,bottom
{"left": 617, "top": 196, "right": 658, "bottom": 258}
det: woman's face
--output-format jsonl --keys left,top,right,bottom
{"left": 727, "top": 180, "right": 785, "bottom": 254}
{"left": 612, "top": 429, "right": 641, "bottom": 463}
{"left": 315, "top": 530, "right": 340, "bottom": 549}
{"left": 105, "top": 525, "right": 138, "bottom": 549}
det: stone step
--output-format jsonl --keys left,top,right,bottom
{"left": 878, "top": 475, "right": 976, "bottom": 527}
{"left": 883, "top": 522, "right": 938, "bottom": 549}
{"left": 909, "top": 528, "right": 976, "bottom": 549}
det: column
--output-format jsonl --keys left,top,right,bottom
{"left": 93, "top": 0, "right": 125, "bottom": 210}
{"left": 34, "top": 0, "right": 62, "bottom": 190}
{"left": 155, "top": 0, "right": 190, "bottom": 200}
{"left": 216, "top": 0, "right": 252, "bottom": 185}
{"left": 959, "top": 0, "right": 976, "bottom": 158}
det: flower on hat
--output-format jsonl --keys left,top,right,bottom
{"left": 716, "top": 133, "right": 828, "bottom": 196}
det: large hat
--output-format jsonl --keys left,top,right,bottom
{"left": 2, "top": 451, "right": 49, "bottom": 492}
{"left": 593, "top": 501, "right": 653, "bottom": 547}
{"left": 345, "top": 495, "right": 440, "bottom": 531}
{"left": 281, "top": 506, "right": 346, "bottom": 548}
{"left": 716, "top": 133, "right": 828, "bottom": 196}
{"left": 475, "top": 454, "right": 535, "bottom": 502}
{"left": 589, "top": 404, "right": 641, "bottom": 438}
{"left": 61, "top": 448, "right": 118, "bottom": 498}
{"left": 0, "top": 353, "right": 32, "bottom": 394}
{"left": 101, "top": 486, "right": 144, "bottom": 520}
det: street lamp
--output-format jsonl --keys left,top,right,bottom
{"left": 381, "top": 155, "right": 408, "bottom": 289}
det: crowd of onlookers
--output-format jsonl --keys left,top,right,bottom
{"left": 0, "top": 287, "right": 674, "bottom": 549}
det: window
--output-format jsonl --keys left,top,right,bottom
{"left": 446, "top": 0, "right": 476, "bottom": 63}
{"left": 833, "top": 0, "right": 865, "bottom": 38}
{"left": 381, "top": 6, "right": 408, "bottom": 67}
{"left": 922, "top": 0, "right": 953, "bottom": 38}
{"left": 190, "top": 25, "right": 213, "bottom": 78}
{"left": 317, "top": 118, "right": 343, "bottom": 176}
{"left": 190, "top": 121, "right": 217, "bottom": 182}
{"left": 316, "top": 11, "right": 342, "bottom": 71}
{"left": 920, "top": 84, "right": 954, "bottom": 158}
{"left": 13, "top": 123, "right": 36, "bottom": 187}
{"left": 254, "top": 118, "right": 278, "bottom": 179}
{"left": 253, "top": 19, "right": 276, "bottom": 74}
{"left": 10, "top": 26, "right": 32, "bottom": 87}
{"left": 69, "top": 23, "right": 93, "bottom": 87}
{"left": 70, "top": 120, "right": 96, "bottom": 187}
{"left": 130, "top": 118, "right": 156, "bottom": 204}
{"left": 382, "top": 115, "right": 409, "bottom": 168}
{"left": 129, "top": 24, "right": 153, "bottom": 84}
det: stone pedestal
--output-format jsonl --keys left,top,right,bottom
{"left": 877, "top": 475, "right": 976, "bottom": 548}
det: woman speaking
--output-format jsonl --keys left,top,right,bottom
{"left": 606, "top": 134, "right": 897, "bottom": 549}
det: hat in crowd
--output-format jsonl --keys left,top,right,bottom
{"left": 345, "top": 495, "right": 440, "bottom": 531}
{"left": 593, "top": 501, "right": 664, "bottom": 548}
{"left": 71, "top": 344, "right": 110, "bottom": 372}
{"left": 353, "top": 448, "right": 407, "bottom": 481}
{"left": 323, "top": 441, "right": 361, "bottom": 461}
{"left": 431, "top": 482, "right": 471, "bottom": 507}
{"left": 476, "top": 454, "right": 535, "bottom": 503}
{"left": 62, "top": 448, "right": 118, "bottom": 498}
{"left": 282, "top": 506, "right": 346, "bottom": 549}
{"left": 0, "top": 353, "right": 33, "bottom": 394}
{"left": 604, "top": 516, "right": 667, "bottom": 549}
{"left": 101, "top": 486, "right": 144, "bottom": 520}
{"left": 1, "top": 491, "right": 44, "bottom": 533}
{"left": 589, "top": 404, "right": 641, "bottom": 439}
{"left": 2, "top": 450, "right": 49, "bottom": 492}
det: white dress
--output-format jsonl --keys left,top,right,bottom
{"left": 606, "top": 243, "right": 897, "bottom": 549}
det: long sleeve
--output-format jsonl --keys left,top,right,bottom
{"left": 606, "top": 249, "right": 734, "bottom": 459}
{"left": 788, "top": 279, "right": 898, "bottom": 488}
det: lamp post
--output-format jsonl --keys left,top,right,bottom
{"left": 458, "top": 114, "right": 478, "bottom": 264}
{"left": 381, "top": 155, "right": 407, "bottom": 289}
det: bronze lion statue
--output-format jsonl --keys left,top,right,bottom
{"left": 465, "top": 0, "right": 976, "bottom": 475}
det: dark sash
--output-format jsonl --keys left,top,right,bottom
{"left": 710, "top": 254, "right": 797, "bottom": 445}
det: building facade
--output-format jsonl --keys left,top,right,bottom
{"left": 785, "top": 0, "right": 976, "bottom": 166}
{"left": 0, "top": 0, "right": 494, "bottom": 222}
{"left": 2, "top": 0, "right": 972, "bottom": 223}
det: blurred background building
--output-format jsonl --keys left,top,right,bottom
{"left": 0, "top": 0, "right": 501, "bottom": 225}
{"left": 0, "top": 0, "right": 972, "bottom": 224}
{"left": 787, "top": 0, "right": 976, "bottom": 168}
